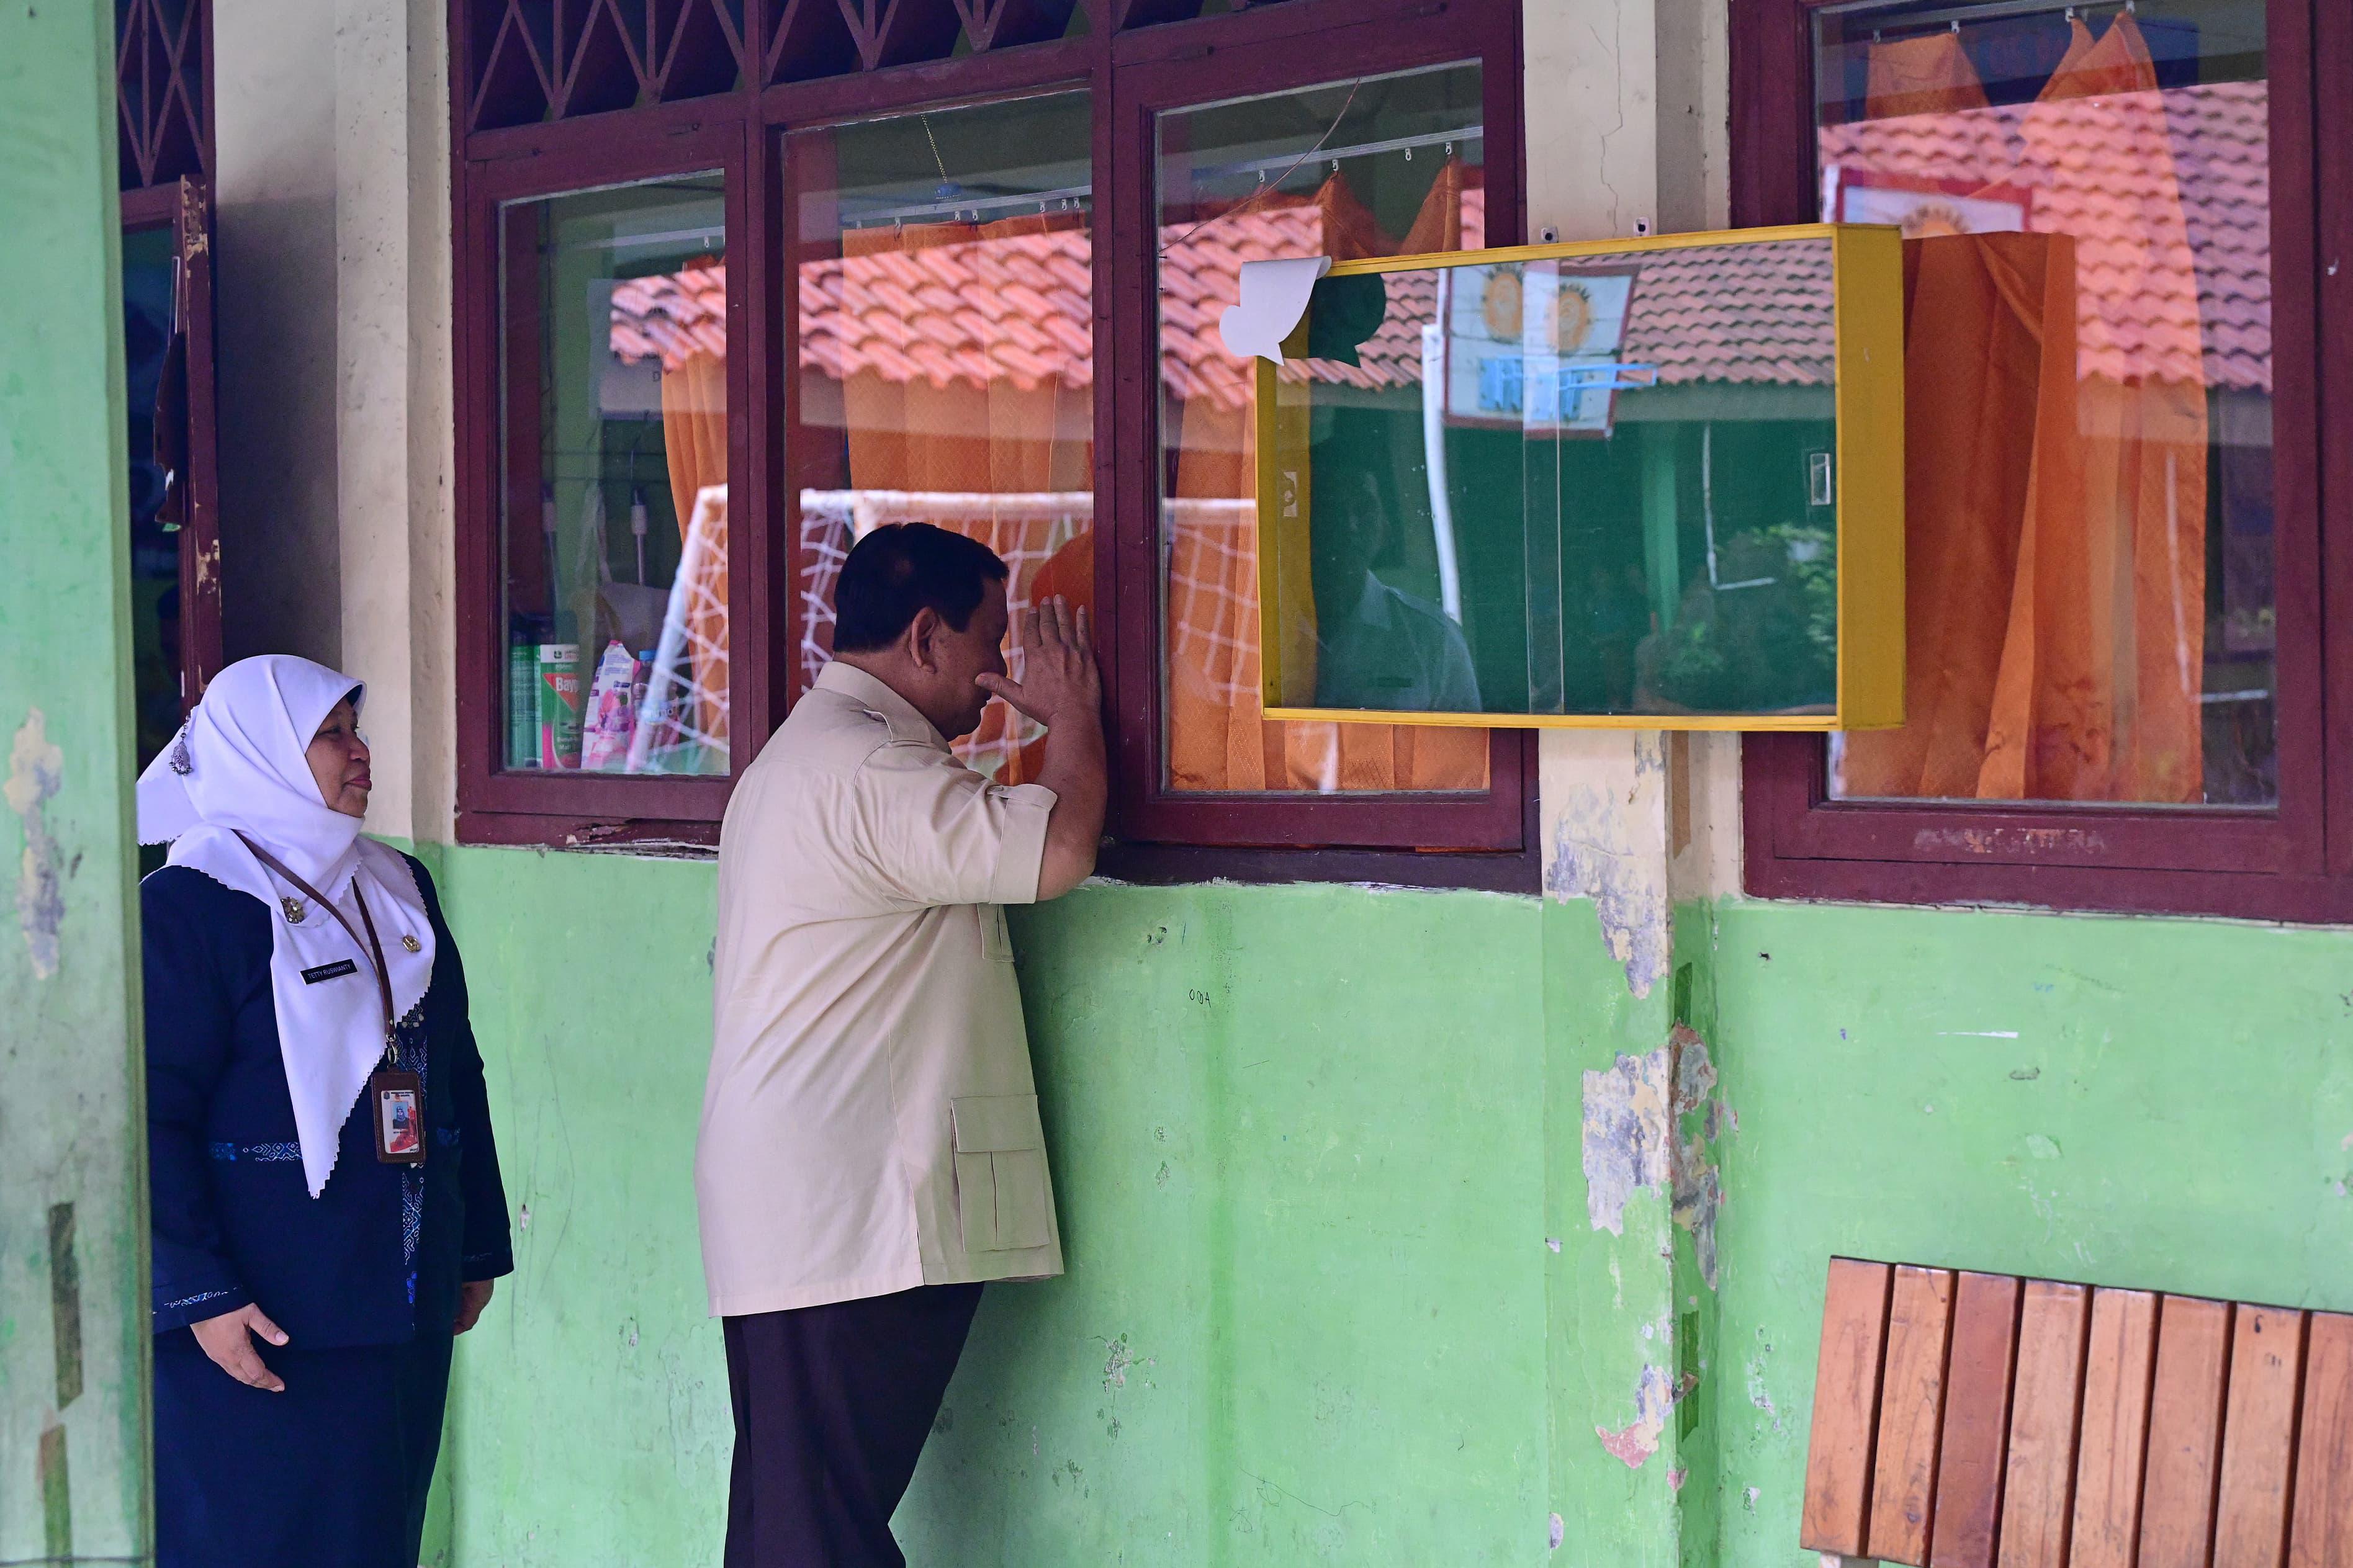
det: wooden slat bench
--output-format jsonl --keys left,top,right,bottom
{"left": 1801, "top": 1258, "right": 2353, "bottom": 1568}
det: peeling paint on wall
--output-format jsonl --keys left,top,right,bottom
{"left": 1542, "top": 732, "right": 1670, "bottom": 997}
{"left": 1582, "top": 1021, "right": 1737, "bottom": 1275}
{"left": 1674, "top": 1155, "right": 1725, "bottom": 1291}
{"left": 49, "top": 1201, "right": 82, "bottom": 1407}
{"left": 1597, "top": 1363, "right": 1676, "bottom": 1467}
{"left": 1596, "top": 1354, "right": 1702, "bottom": 1471}
{"left": 6, "top": 707, "right": 65, "bottom": 979}
{"left": 1669, "top": 1025, "right": 1734, "bottom": 1290}
{"left": 1582, "top": 1046, "right": 1672, "bottom": 1234}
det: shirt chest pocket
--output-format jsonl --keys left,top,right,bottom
{"left": 950, "top": 1095, "right": 1052, "bottom": 1253}
{"left": 975, "top": 903, "right": 1014, "bottom": 962}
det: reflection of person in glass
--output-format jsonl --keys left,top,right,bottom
{"left": 1310, "top": 466, "right": 1480, "bottom": 713}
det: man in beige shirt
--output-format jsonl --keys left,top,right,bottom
{"left": 696, "top": 521, "right": 1104, "bottom": 1568}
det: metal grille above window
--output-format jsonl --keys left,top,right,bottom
{"left": 117, "top": 0, "right": 211, "bottom": 192}
{"left": 465, "top": 0, "right": 752, "bottom": 129}
{"left": 459, "top": 0, "right": 1313, "bottom": 132}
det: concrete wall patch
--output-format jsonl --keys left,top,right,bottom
{"left": 1583, "top": 1046, "right": 1673, "bottom": 1234}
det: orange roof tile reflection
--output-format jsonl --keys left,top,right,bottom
{"left": 612, "top": 82, "right": 2268, "bottom": 403}
{"left": 1821, "top": 81, "right": 2269, "bottom": 392}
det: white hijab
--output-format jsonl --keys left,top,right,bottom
{"left": 137, "top": 655, "right": 436, "bottom": 1198}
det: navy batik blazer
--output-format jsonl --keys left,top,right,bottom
{"left": 143, "top": 854, "right": 514, "bottom": 1346}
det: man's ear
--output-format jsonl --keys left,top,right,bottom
{"left": 905, "top": 606, "right": 942, "bottom": 673}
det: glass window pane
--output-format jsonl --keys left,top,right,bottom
{"left": 499, "top": 174, "right": 729, "bottom": 777}
{"left": 1156, "top": 62, "right": 1490, "bottom": 794}
{"left": 791, "top": 91, "right": 1094, "bottom": 784}
{"left": 1812, "top": 0, "right": 2274, "bottom": 806}
{"left": 1267, "top": 240, "right": 1849, "bottom": 720}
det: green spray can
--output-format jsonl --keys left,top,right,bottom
{"left": 536, "top": 642, "right": 583, "bottom": 769}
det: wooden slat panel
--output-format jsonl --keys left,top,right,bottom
{"left": 1934, "top": 1272, "right": 2027, "bottom": 1568}
{"left": 2140, "top": 1296, "right": 2236, "bottom": 1568}
{"left": 2215, "top": 1304, "right": 2307, "bottom": 1568}
{"left": 2288, "top": 1312, "right": 2353, "bottom": 1568}
{"left": 1871, "top": 1266, "right": 1959, "bottom": 1566}
{"left": 2073, "top": 1290, "right": 2162, "bottom": 1568}
{"left": 2000, "top": 1279, "right": 2092, "bottom": 1568}
{"left": 1805, "top": 1258, "right": 1896, "bottom": 1557}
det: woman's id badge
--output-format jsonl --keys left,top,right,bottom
{"left": 372, "top": 1069, "right": 426, "bottom": 1165}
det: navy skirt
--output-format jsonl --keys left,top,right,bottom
{"left": 154, "top": 1329, "right": 452, "bottom": 1568}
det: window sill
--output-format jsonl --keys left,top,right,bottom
{"left": 452, "top": 812, "right": 1543, "bottom": 892}
{"left": 454, "top": 810, "right": 720, "bottom": 855}
{"left": 1743, "top": 848, "right": 2353, "bottom": 926}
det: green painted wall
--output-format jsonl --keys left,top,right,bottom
{"left": 425, "top": 844, "right": 2353, "bottom": 1567}
{"left": 430, "top": 846, "right": 1700, "bottom": 1566}
{"left": 0, "top": 1, "right": 150, "bottom": 1560}
{"left": 1699, "top": 900, "right": 2353, "bottom": 1568}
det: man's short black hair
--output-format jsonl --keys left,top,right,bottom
{"left": 831, "top": 522, "right": 1010, "bottom": 654}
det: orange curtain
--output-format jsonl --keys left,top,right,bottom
{"left": 1838, "top": 233, "right": 2084, "bottom": 798}
{"left": 1398, "top": 157, "right": 1467, "bottom": 254}
{"left": 842, "top": 222, "right": 979, "bottom": 495}
{"left": 1163, "top": 164, "right": 1488, "bottom": 794}
{"left": 1864, "top": 29, "right": 1990, "bottom": 118}
{"left": 2030, "top": 14, "right": 2207, "bottom": 800}
{"left": 977, "top": 212, "right": 1094, "bottom": 783}
{"left": 660, "top": 341, "right": 729, "bottom": 750}
{"left": 1841, "top": 18, "right": 2206, "bottom": 802}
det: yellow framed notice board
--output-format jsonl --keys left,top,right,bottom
{"left": 1254, "top": 223, "right": 1904, "bottom": 730}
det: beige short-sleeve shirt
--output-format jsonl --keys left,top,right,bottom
{"left": 695, "top": 662, "right": 1063, "bottom": 1315}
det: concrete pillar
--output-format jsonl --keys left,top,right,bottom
{"left": 1524, "top": 1, "right": 1737, "bottom": 1561}
{"left": 0, "top": 2, "right": 153, "bottom": 1558}
{"left": 210, "top": 0, "right": 459, "bottom": 845}
{"left": 213, "top": 0, "right": 344, "bottom": 671}
{"left": 330, "top": 0, "right": 458, "bottom": 845}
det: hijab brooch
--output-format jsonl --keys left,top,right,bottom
{"left": 401, "top": 935, "right": 421, "bottom": 952}
{"left": 282, "top": 895, "right": 308, "bottom": 925}
{"left": 168, "top": 724, "right": 194, "bottom": 776}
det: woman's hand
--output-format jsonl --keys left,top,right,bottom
{"left": 191, "top": 1304, "right": 290, "bottom": 1392}
{"left": 454, "top": 1279, "right": 495, "bottom": 1335}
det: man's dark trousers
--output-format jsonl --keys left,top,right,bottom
{"left": 722, "top": 1283, "right": 985, "bottom": 1567}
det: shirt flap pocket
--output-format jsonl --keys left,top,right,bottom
{"left": 979, "top": 903, "right": 1014, "bottom": 962}
{"left": 952, "top": 1093, "right": 1044, "bottom": 1154}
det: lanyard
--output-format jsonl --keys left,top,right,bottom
{"left": 234, "top": 831, "right": 401, "bottom": 1068}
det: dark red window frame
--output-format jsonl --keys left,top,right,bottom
{"left": 447, "top": 0, "right": 1539, "bottom": 890}
{"left": 120, "top": 0, "right": 223, "bottom": 712}
{"left": 1734, "top": 0, "right": 2353, "bottom": 922}
{"left": 121, "top": 178, "right": 226, "bottom": 714}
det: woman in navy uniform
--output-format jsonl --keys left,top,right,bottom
{"left": 137, "top": 655, "right": 513, "bottom": 1568}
